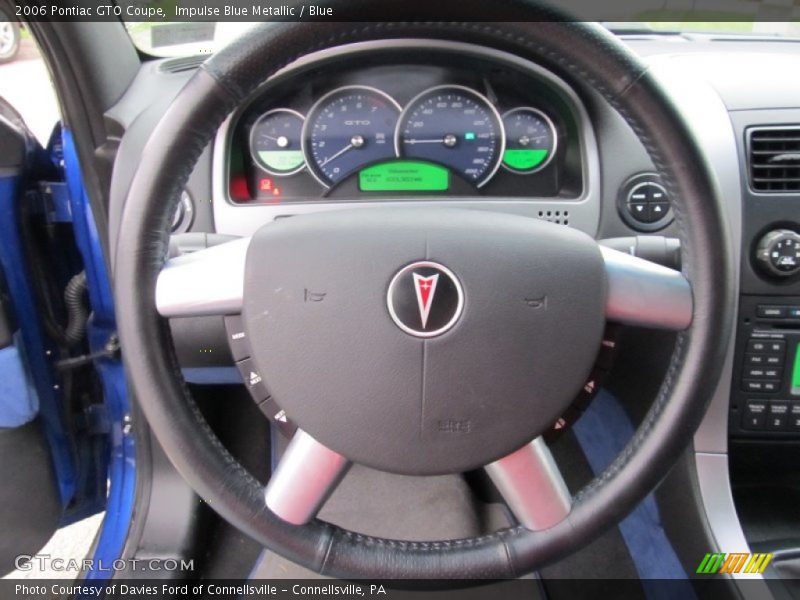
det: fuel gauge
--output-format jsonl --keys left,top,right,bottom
{"left": 501, "top": 107, "right": 557, "bottom": 174}
{"left": 250, "top": 108, "right": 306, "bottom": 176}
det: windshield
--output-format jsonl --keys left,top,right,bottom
{"left": 125, "top": 21, "right": 800, "bottom": 58}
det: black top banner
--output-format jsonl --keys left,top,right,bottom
{"left": 7, "top": 0, "right": 800, "bottom": 22}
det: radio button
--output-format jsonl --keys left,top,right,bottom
{"left": 767, "top": 402, "right": 790, "bottom": 431}
{"left": 790, "top": 404, "right": 800, "bottom": 432}
{"left": 757, "top": 305, "right": 788, "bottom": 319}
{"left": 742, "top": 400, "right": 768, "bottom": 430}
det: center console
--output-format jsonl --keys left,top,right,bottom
{"left": 729, "top": 121, "right": 800, "bottom": 440}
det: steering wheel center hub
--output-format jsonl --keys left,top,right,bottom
{"left": 242, "top": 208, "right": 606, "bottom": 475}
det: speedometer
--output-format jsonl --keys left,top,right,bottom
{"left": 395, "top": 85, "right": 504, "bottom": 188}
{"left": 302, "top": 86, "right": 401, "bottom": 187}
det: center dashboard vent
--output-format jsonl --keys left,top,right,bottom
{"left": 749, "top": 127, "right": 800, "bottom": 193}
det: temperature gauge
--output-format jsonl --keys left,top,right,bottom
{"left": 250, "top": 108, "right": 306, "bottom": 176}
{"left": 501, "top": 107, "right": 557, "bottom": 174}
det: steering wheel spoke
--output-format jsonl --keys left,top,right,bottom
{"left": 485, "top": 437, "right": 571, "bottom": 531}
{"left": 601, "top": 246, "right": 693, "bottom": 331}
{"left": 264, "top": 429, "right": 351, "bottom": 525}
{"left": 155, "top": 237, "right": 250, "bottom": 317}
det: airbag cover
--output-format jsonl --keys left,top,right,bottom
{"left": 243, "top": 208, "right": 605, "bottom": 474}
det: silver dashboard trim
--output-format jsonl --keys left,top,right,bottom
{"left": 212, "top": 39, "right": 601, "bottom": 238}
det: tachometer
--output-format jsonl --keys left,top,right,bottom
{"left": 302, "top": 86, "right": 401, "bottom": 187}
{"left": 395, "top": 85, "right": 504, "bottom": 188}
{"left": 501, "top": 107, "right": 557, "bottom": 174}
{"left": 250, "top": 109, "right": 306, "bottom": 176}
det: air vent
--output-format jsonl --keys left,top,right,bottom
{"left": 158, "top": 55, "right": 208, "bottom": 74}
{"left": 749, "top": 127, "right": 800, "bottom": 193}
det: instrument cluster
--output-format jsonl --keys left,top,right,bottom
{"left": 228, "top": 60, "right": 581, "bottom": 204}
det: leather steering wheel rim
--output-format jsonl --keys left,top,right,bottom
{"left": 116, "top": 11, "right": 734, "bottom": 579}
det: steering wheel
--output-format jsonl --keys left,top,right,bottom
{"left": 116, "top": 12, "right": 734, "bottom": 579}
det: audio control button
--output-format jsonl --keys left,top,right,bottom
{"left": 224, "top": 315, "right": 249, "bottom": 362}
{"left": 768, "top": 402, "right": 790, "bottom": 431}
{"left": 790, "top": 404, "right": 800, "bottom": 432}
{"left": 757, "top": 305, "right": 788, "bottom": 319}
{"left": 236, "top": 358, "right": 270, "bottom": 403}
{"left": 742, "top": 400, "right": 767, "bottom": 431}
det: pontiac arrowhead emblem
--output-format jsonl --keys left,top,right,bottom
{"left": 412, "top": 273, "right": 440, "bottom": 329}
{"left": 387, "top": 261, "right": 463, "bottom": 338}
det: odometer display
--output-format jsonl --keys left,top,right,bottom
{"left": 302, "top": 86, "right": 401, "bottom": 187}
{"left": 359, "top": 160, "right": 449, "bottom": 192}
{"left": 395, "top": 85, "right": 504, "bottom": 188}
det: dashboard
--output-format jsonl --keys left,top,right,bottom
{"left": 102, "top": 31, "right": 800, "bottom": 593}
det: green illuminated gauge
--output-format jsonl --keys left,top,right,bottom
{"left": 501, "top": 107, "right": 557, "bottom": 174}
{"left": 249, "top": 108, "right": 306, "bottom": 176}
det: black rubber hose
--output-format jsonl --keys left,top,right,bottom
{"left": 63, "top": 270, "right": 88, "bottom": 346}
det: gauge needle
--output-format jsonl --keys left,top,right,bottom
{"left": 318, "top": 135, "right": 365, "bottom": 167}
{"left": 319, "top": 143, "right": 353, "bottom": 167}
{"left": 405, "top": 134, "right": 458, "bottom": 148}
{"left": 261, "top": 134, "right": 291, "bottom": 148}
{"left": 405, "top": 138, "right": 445, "bottom": 144}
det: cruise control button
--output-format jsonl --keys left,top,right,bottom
{"left": 236, "top": 358, "right": 270, "bottom": 403}
{"left": 742, "top": 400, "right": 767, "bottom": 431}
{"left": 768, "top": 402, "right": 789, "bottom": 431}
{"left": 224, "top": 315, "right": 250, "bottom": 361}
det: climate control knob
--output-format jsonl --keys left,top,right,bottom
{"left": 756, "top": 229, "right": 800, "bottom": 278}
